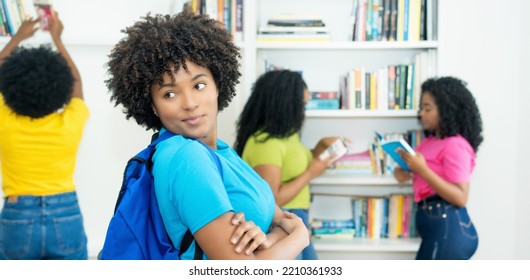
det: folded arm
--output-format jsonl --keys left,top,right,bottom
{"left": 194, "top": 208, "right": 309, "bottom": 260}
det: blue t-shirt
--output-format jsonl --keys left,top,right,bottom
{"left": 152, "top": 131, "right": 275, "bottom": 260}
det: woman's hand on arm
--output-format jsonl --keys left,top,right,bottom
{"left": 260, "top": 205, "right": 289, "bottom": 248}
{"left": 230, "top": 212, "right": 271, "bottom": 254}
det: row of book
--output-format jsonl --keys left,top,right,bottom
{"left": 257, "top": 13, "right": 330, "bottom": 43}
{"left": 310, "top": 193, "right": 417, "bottom": 240}
{"left": 326, "top": 130, "right": 424, "bottom": 175}
{"left": 0, "top": 0, "right": 51, "bottom": 37}
{"left": 305, "top": 91, "right": 340, "bottom": 110}
{"left": 337, "top": 50, "right": 436, "bottom": 110}
{"left": 351, "top": 0, "right": 438, "bottom": 42}
{"left": 351, "top": 194, "right": 417, "bottom": 239}
{"left": 311, "top": 218, "right": 356, "bottom": 240}
{"left": 262, "top": 50, "right": 436, "bottom": 111}
{"left": 178, "top": 0, "right": 243, "bottom": 42}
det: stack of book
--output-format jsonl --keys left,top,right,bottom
{"left": 305, "top": 91, "right": 339, "bottom": 110}
{"left": 257, "top": 13, "right": 330, "bottom": 43}
{"left": 327, "top": 149, "right": 374, "bottom": 175}
{"left": 311, "top": 218, "right": 356, "bottom": 240}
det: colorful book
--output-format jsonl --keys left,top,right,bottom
{"left": 33, "top": 0, "right": 52, "bottom": 31}
{"left": 375, "top": 132, "right": 415, "bottom": 171}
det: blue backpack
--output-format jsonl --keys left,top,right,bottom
{"left": 99, "top": 131, "right": 221, "bottom": 260}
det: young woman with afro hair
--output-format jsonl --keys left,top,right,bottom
{"left": 105, "top": 11, "right": 309, "bottom": 260}
{"left": 394, "top": 76, "right": 484, "bottom": 259}
{"left": 0, "top": 12, "right": 89, "bottom": 259}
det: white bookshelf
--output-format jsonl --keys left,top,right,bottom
{"left": 256, "top": 41, "right": 439, "bottom": 50}
{"left": 313, "top": 238, "right": 420, "bottom": 260}
{"left": 248, "top": 0, "right": 437, "bottom": 259}
{"left": 313, "top": 237, "right": 420, "bottom": 252}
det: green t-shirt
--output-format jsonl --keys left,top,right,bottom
{"left": 242, "top": 132, "right": 312, "bottom": 209}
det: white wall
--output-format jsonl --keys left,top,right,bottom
{"left": 437, "top": 0, "right": 523, "bottom": 259}
{"left": 516, "top": 0, "right": 530, "bottom": 259}
{"left": 1, "top": 0, "right": 528, "bottom": 259}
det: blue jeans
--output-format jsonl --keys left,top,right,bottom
{"left": 0, "top": 191, "right": 88, "bottom": 260}
{"left": 285, "top": 208, "right": 318, "bottom": 260}
{"left": 415, "top": 195, "right": 478, "bottom": 260}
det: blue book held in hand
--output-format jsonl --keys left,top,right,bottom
{"left": 375, "top": 132, "right": 416, "bottom": 172}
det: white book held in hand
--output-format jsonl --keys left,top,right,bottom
{"left": 319, "top": 138, "right": 348, "bottom": 162}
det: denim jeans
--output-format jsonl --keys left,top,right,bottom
{"left": 0, "top": 191, "right": 88, "bottom": 260}
{"left": 415, "top": 196, "right": 478, "bottom": 260}
{"left": 284, "top": 208, "right": 318, "bottom": 260}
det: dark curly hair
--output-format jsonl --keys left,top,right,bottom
{"left": 105, "top": 12, "right": 241, "bottom": 131}
{"left": 0, "top": 46, "right": 73, "bottom": 118}
{"left": 420, "top": 76, "right": 484, "bottom": 152}
{"left": 234, "top": 70, "right": 307, "bottom": 155}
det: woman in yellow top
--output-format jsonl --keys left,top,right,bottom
{"left": 234, "top": 70, "right": 339, "bottom": 260}
{"left": 0, "top": 12, "right": 89, "bottom": 259}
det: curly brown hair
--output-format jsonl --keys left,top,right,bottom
{"left": 105, "top": 12, "right": 241, "bottom": 131}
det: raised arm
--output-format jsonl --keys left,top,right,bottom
{"left": 49, "top": 10, "right": 83, "bottom": 100}
{"left": 0, "top": 19, "right": 39, "bottom": 63}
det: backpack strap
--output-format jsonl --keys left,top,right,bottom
{"left": 152, "top": 131, "right": 223, "bottom": 260}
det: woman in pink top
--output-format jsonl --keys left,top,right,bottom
{"left": 394, "top": 76, "right": 483, "bottom": 260}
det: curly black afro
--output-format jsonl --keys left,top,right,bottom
{"left": 0, "top": 46, "right": 73, "bottom": 118}
{"left": 105, "top": 11, "right": 241, "bottom": 131}
{"left": 234, "top": 70, "right": 307, "bottom": 155}
{"left": 421, "top": 76, "right": 484, "bottom": 152}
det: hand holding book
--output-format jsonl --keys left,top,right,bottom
{"left": 318, "top": 138, "right": 350, "bottom": 162}
{"left": 375, "top": 132, "right": 415, "bottom": 172}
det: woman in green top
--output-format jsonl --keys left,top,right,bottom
{"left": 234, "top": 70, "right": 338, "bottom": 260}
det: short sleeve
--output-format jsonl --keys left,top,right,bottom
{"left": 242, "top": 137, "right": 284, "bottom": 168}
{"left": 166, "top": 143, "right": 233, "bottom": 234}
{"left": 442, "top": 138, "right": 475, "bottom": 183}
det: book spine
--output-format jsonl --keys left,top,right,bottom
{"left": 305, "top": 99, "right": 340, "bottom": 110}
{"left": 399, "top": 64, "right": 407, "bottom": 109}
{"left": 311, "top": 91, "right": 338, "bottom": 99}
{"left": 313, "top": 228, "right": 356, "bottom": 235}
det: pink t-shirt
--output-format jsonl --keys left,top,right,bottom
{"left": 412, "top": 135, "right": 476, "bottom": 202}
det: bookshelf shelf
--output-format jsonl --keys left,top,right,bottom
{"left": 256, "top": 41, "right": 439, "bottom": 50}
{"left": 311, "top": 173, "right": 411, "bottom": 186}
{"left": 305, "top": 110, "right": 418, "bottom": 118}
{"left": 310, "top": 174, "right": 412, "bottom": 197}
{"left": 313, "top": 237, "right": 420, "bottom": 252}
{"left": 0, "top": 35, "right": 115, "bottom": 47}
